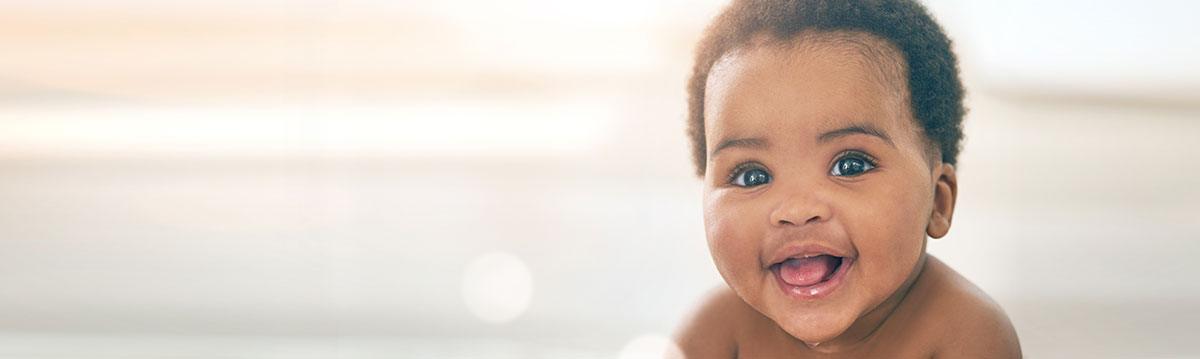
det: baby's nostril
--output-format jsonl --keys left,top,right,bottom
{"left": 775, "top": 215, "right": 822, "bottom": 226}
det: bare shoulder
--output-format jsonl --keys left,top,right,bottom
{"left": 916, "top": 256, "right": 1022, "bottom": 358}
{"left": 673, "top": 285, "right": 752, "bottom": 359}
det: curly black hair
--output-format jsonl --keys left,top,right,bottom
{"left": 687, "top": 0, "right": 964, "bottom": 176}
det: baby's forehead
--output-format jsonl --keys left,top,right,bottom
{"left": 704, "top": 31, "right": 929, "bottom": 156}
{"left": 706, "top": 34, "right": 913, "bottom": 122}
{"left": 717, "top": 30, "right": 910, "bottom": 97}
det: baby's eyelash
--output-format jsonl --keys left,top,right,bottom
{"left": 834, "top": 149, "right": 878, "bottom": 165}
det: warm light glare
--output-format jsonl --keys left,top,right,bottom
{"left": 0, "top": 101, "right": 611, "bottom": 159}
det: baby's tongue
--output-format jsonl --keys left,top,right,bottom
{"left": 779, "top": 255, "right": 839, "bottom": 287}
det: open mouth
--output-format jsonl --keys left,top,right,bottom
{"left": 770, "top": 254, "right": 852, "bottom": 299}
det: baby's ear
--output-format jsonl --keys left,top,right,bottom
{"left": 926, "top": 163, "right": 957, "bottom": 239}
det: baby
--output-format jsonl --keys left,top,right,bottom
{"left": 674, "top": 0, "right": 1021, "bottom": 357}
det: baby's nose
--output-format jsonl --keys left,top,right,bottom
{"left": 768, "top": 190, "right": 831, "bottom": 227}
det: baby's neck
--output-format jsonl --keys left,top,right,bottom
{"left": 792, "top": 253, "right": 930, "bottom": 354}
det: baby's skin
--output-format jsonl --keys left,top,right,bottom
{"left": 675, "top": 31, "right": 1020, "bottom": 358}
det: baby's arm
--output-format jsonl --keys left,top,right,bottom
{"left": 674, "top": 286, "right": 741, "bottom": 359}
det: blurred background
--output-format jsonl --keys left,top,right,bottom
{"left": 0, "top": 0, "right": 1197, "bottom": 358}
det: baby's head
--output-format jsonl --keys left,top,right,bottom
{"left": 688, "top": 0, "right": 963, "bottom": 345}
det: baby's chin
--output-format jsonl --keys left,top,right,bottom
{"left": 768, "top": 307, "right": 860, "bottom": 344}
{"left": 746, "top": 270, "right": 869, "bottom": 345}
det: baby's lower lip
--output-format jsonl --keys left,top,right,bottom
{"left": 770, "top": 257, "right": 852, "bottom": 300}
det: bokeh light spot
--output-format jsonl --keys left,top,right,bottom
{"left": 460, "top": 251, "right": 533, "bottom": 324}
{"left": 618, "top": 333, "right": 685, "bottom": 359}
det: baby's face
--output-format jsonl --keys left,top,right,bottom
{"left": 702, "top": 37, "right": 942, "bottom": 344}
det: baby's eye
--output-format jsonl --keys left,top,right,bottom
{"left": 830, "top": 155, "right": 876, "bottom": 176}
{"left": 731, "top": 167, "right": 772, "bottom": 187}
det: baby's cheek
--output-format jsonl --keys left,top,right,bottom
{"left": 707, "top": 218, "right": 743, "bottom": 268}
{"left": 705, "top": 210, "right": 761, "bottom": 285}
{"left": 884, "top": 180, "right": 933, "bottom": 268}
{"left": 875, "top": 179, "right": 930, "bottom": 237}
{"left": 859, "top": 182, "right": 927, "bottom": 277}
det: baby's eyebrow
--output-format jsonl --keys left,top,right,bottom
{"left": 710, "top": 137, "right": 768, "bottom": 157}
{"left": 817, "top": 124, "right": 894, "bottom": 147}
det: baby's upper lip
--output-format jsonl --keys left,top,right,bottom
{"left": 766, "top": 243, "right": 852, "bottom": 268}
